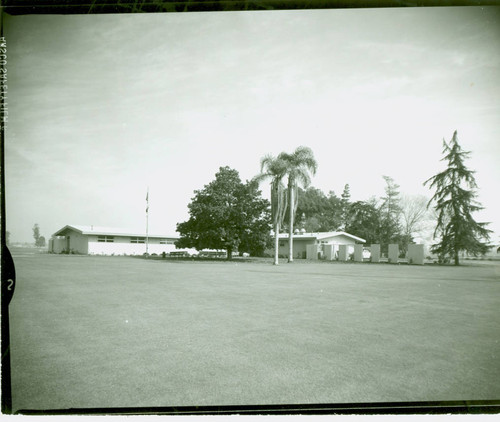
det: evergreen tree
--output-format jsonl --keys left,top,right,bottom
{"left": 379, "top": 176, "right": 402, "bottom": 251}
{"left": 340, "top": 183, "right": 351, "bottom": 231}
{"left": 424, "top": 131, "right": 491, "bottom": 265}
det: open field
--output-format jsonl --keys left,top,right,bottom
{"left": 8, "top": 251, "right": 500, "bottom": 412}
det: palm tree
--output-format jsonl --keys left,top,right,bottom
{"left": 254, "top": 155, "right": 289, "bottom": 265}
{"left": 278, "top": 146, "right": 317, "bottom": 262}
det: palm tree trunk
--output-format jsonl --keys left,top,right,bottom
{"left": 274, "top": 222, "right": 280, "bottom": 265}
{"left": 288, "top": 181, "right": 294, "bottom": 262}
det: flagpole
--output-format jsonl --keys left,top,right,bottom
{"left": 146, "top": 187, "right": 149, "bottom": 257}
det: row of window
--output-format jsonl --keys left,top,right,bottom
{"left": 97, "top": 236, "right": 175, "bottom": 244}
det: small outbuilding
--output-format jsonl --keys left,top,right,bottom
{"left": 269, "top": 231, "right": 366, "bottom": 259}
{"left": 49, "top": 225, "right": 181, "bottom": 255}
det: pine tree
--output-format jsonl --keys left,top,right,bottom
{"left": 424, "top": 131, "right": 491, "bottom": 265}
{"left": 379, "top": 176, "right": 402, "bottom": 251}
{"left": 340, "top": 184, "right": 351, "bottom": 231}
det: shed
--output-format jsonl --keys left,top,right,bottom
{"left": 269, "top": 231, "right": 366, "bottom": 259}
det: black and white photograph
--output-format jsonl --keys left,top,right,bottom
{"left": 2, "top": 2, "right": 500, "bottom": 415}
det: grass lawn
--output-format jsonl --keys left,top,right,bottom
{"left": 8, "top": 252, "right": 500, "bottom": 412}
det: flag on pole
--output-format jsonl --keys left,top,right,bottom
{"left": 146, "top": 189, "right": 149, "bottom": 213}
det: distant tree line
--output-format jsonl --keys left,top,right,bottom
{"left": 278, "top": 177, "right": 432, "bottom": 256}
{"left": 176, "top": 132, "right": 490, "bottom": 265}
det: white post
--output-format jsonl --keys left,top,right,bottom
{"left": 354, "top": 244, "right": 363, "bottom": 262}
{"left": 338, "top": 244, "right": 349, "bottom": 261}
{"left": 370, "top": 244, "right": 380, "bottom": 263}
{"left": 388, "top": 243, "right": 399, "bottom": 264}
{"left": 408, "top": 244, "right": 425, "bottom": 265}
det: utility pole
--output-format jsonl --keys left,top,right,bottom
{"left": 146, "top": 187, "right": 149, "bottom": 257}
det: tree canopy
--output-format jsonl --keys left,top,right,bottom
{"left": 176, "top": 166, "right": 272, "bottom": 259}
{"left": 345, "top": 199, "right": 381, "bottom": 245}
{"left": 424, "top": 131, "right": 491, "bottom": 265}
{"left": 294, "top": 187, "right": 341, "bottom": 232}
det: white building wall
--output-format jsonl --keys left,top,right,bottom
{"left": 68, "top": 231, "right": 89, "bottom": 254}
{"left": 306, "top": 244, "right": 319, "bottom": 260}
{"left": 278, "top": 239, "right": 311, "bottom": 258}
{"left": 324, "top": 244, "right": 335, "bottom": 261}
{"left": 276, "top": 234, "right": 361, "bottom": 259}
{"left": 51, "top": 230, "right": 88, "bottom": 253}
{"left": 88, "top": 239, "right": 180, "bottom": 255}
{"left": 51, "top": 237, "right": 66, "bottom": 253}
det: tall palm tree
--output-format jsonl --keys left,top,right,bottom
{"left": 278, "top": 146, "right": 318, "bottom": 262}
{"left": 254, "top": 155, "right": 289, "bottom": 265}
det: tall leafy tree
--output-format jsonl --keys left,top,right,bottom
{"left": 278, "top": 146, "right": 317, "bottom": 262}
{"left": 345, "top": 199, "right": 381, "bottom": 245}
{"left": 176, "top": 166, "right": 271, "bottom": 260}
{"left": 254, "top": 155, "right": 289, "bottom": 265}
{"left": 238, "top": 179, "right": 274, "bottom": 257}
{"left": 424, "top": 131, "right": 491, "bottom": 265}
{"left": 326, "top": 191, "right": 343, "bottom": 231}
{"left": 294, "top": 187, "right": 342, "bottom": 232}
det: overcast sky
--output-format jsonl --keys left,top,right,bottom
{"left": 4, "top": 7, "right": 500, "bottom": 243}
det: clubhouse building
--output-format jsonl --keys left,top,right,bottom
{"left": 49, "top": 225, "right": 182, "bottom": 256}
{"left": 49, "top": 224, "right": 366, "bottom": 259}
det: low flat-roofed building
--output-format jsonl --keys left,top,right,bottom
{"left": 268, "top": 230, "right": 366, "bottom": 259}
{"left": 49, "top": 225, "right": 183, "bottom": 256}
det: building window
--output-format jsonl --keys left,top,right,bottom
{"left": 130, "top": 237, "right": 146, "bottom": 243}
{"left": 279, "top": 242, "right": 285, "bottom": 247}
{"left": 98, "top": 236, "right": 114, "bottom": 242}
{"left": 160, "top": 239, "right": 176, "bottom": 245}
